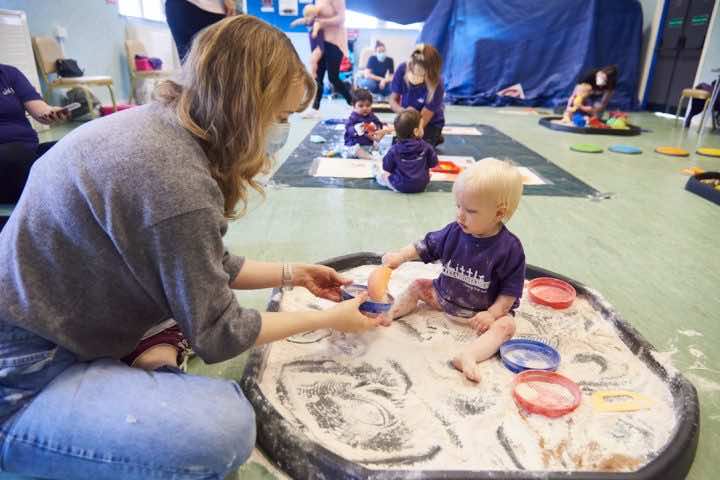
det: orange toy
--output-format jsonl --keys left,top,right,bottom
{"left": 367, "top": 266, "right": 393, "bottom": 302}
{"left": 431, "top": 161, "right": 461, "bottom": 174}
{"left": 363, "top": 123, "right": 378, "bottom": 135}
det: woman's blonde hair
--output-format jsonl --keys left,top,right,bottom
{"left": 453, "top": 158, "right": 523, "bottom": 222}
{"left": 155, "top": 15, "right": 316, "bottom": 218}
{"left": 405, "top": 43, "right": 442, "bottom": 103}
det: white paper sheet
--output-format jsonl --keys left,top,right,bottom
{"left": 516, "top": 167, "right": 547, "bottom": 185}
{"left": 442, "top": 126, "right": 482, "bottom": 136}
{"left": 311, "top": 158, "right": 377, "bottom": 178}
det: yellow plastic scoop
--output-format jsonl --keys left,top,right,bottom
{"left": 591, "top": 390, "right": 654, "bottom": 412}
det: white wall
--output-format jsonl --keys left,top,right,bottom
{"left": 637, "top": 0, "right": 664, "bottom": 104}
{"left": 694, "top": 0, "right": 720, "bottom": 86}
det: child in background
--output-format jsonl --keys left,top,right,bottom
{"left": 344, "top": 88, "right": 385, "bottom": 159}
{"left": 375, "top": 109, "right": 438, "bottom": 193}
{"left": 562, "top": 82, "right": 593, "bottom": 124}
{"left": 381, "top": 158, "right": 525, "bottom": 382}
{"left": 290, "top": 5, "right": 324, "bottom": 77}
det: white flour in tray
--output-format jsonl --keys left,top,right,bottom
{"left": 258, "top": 262, "right": 679, "bottom": 473}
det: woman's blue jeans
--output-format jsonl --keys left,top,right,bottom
{"left": 0, "top": 321, "right": 255, "bottom": 480}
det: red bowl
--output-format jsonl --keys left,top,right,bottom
{"left": 527, "top": 277, "right": 576, "bottom": 309}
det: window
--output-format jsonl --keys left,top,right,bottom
{"left": 345, "top": 10, "right": 422, "bottom": 31}
{"left": 118, "top": 0, "right": 166, "bottom": 22}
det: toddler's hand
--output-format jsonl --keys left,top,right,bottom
{"left": 381, "top": 252, "right": 404, "bottom": 269}
{"left": 470, "top": 311, "right": 494, "bottom": 334}
{"left": 370, "top": 131, "right": 385, "bottom": 142}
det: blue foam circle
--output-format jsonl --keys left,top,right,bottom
{"left": 609, "top": 144, "right": 642, "bottom": 155}
{"left": 499, "top": 339, "right": 560, "bottom": 373}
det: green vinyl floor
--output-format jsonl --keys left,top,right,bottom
{"left": 35, "top": 102, "right": 720, "bottom": 480}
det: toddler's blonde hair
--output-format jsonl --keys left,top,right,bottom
{"left": 453, "top": 158, "right": 523, "bottom": 222}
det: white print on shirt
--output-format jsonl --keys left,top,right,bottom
{"left": 442, "top": 260, "right": 490, "bottom": 292}
{"left": 2, "top": 87, "right": 15, "bottom": 96}
{"left": 399, "top": 155, "right": 423, "bottom": 163}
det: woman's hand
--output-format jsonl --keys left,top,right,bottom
{"left": 294, "top": 264, "right": 352, "bottom": 302}
{"left": 224, "top": 0, "right": 236, "bottom": 16}
{"left": 36, "top": 106, "right": 69, "bottom": 125}
{"left": 325, "top": 293, "right": 380, "bottom": 332}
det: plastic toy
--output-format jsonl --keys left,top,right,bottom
{"left": 699, "top": 178, "right": 720, "bottom": 188}
{"left": 341, "top": 284, "right": 393, "bottom": 317}
{"left": 681, "top": 167, "right": 705, "bottom": 175}
{"left": 610, "top": 118, "right": 629, "bottom": 130}
{"left": 588, "top": 117, "right": 609, "bottom": 129}
{"left": 512, "top": 370, "right": 582, "bottom": 418}
{"left": 571, "top": 112, "right": 587, "bottom": 127}
{"left": 321, "top": 147, "right": 341, "bottom": 157}
{"left": 609, "top": 110, "right": 630, "bottom": 121}
{"left": 431, "top": 161, "right": 461, "bottom": 174}
{"left": 592, "top": 390, "right": 654, "bottom": 412}
{"left": 527, "top": 277, "right": 577, "bottom": 309}
{"left": 367, "top": 266, "right": 393, "bottom": 302}
{"left": 499, "top": 339, "right": 560, "bottom": 373}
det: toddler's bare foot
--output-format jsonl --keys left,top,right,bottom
{"left": 452, "top": 355, "right": 482, "bottom": 383}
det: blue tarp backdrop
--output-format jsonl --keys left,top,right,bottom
{"left": 346, "top": 0, "right": 438, "bottom": 24}
{"left": 416, "top": 0, "right": 643, "bottom": 109}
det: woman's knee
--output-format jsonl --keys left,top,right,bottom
{"left": 183, "top": 382, "right": 256, "bottom": 475}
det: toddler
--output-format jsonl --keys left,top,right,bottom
{"left": 375, "top": 109, "right": 438, "bottom": 193}
{"left": 291, "top": 5, "right": 324, "bottom": 77}
{"left": 344, "top": 88, "right": 385, "bottom": 159}
{"left": 562, "top": 82, "right": 593, "bottom": 123}
{"left": 382, "top": 158, "right": 525, "bottom": 382}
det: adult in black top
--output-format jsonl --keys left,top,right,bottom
{"left": 359, "top": 41, "right": 395, "bottom": 96}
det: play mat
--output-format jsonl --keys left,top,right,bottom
{"left": 242, "top": 254, "right": 698, "bottom": 480}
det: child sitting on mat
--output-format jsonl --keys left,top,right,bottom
{"left": 290, "top": 4, "right": 324, "bottom": 77}
{"left": 381, "top": 158, "right": 525, "bottom": 382}
{"left": 375, "top": 109, "right": 438, "bottom": 193}
{"left": 562, "top": 82, "right": 593, "bottom": 124}
{"left": 344, "top": 88, "right": 385, "bottom": 159}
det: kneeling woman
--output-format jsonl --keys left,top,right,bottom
{"left": 389, "top": 44, "right": 446, "bottom": 146}
{"left": 0, "top": 16, "right": 377, "bottom": 480}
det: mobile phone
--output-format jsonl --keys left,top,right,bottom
{"left": 61, "top": 102, "right": 82, "bottom": 113}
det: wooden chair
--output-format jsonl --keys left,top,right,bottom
{"left": 31, "top": 36, "right": 116, "bottom": 118}
{"left": 125, "top": 39, "right": 172, "bottom": 104}
{"left": 675, "top": 88, "right": 711, "bottom": 133}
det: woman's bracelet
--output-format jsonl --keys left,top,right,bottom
{"left": 281, "top": 263, "right": 294, "bottom": 291}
